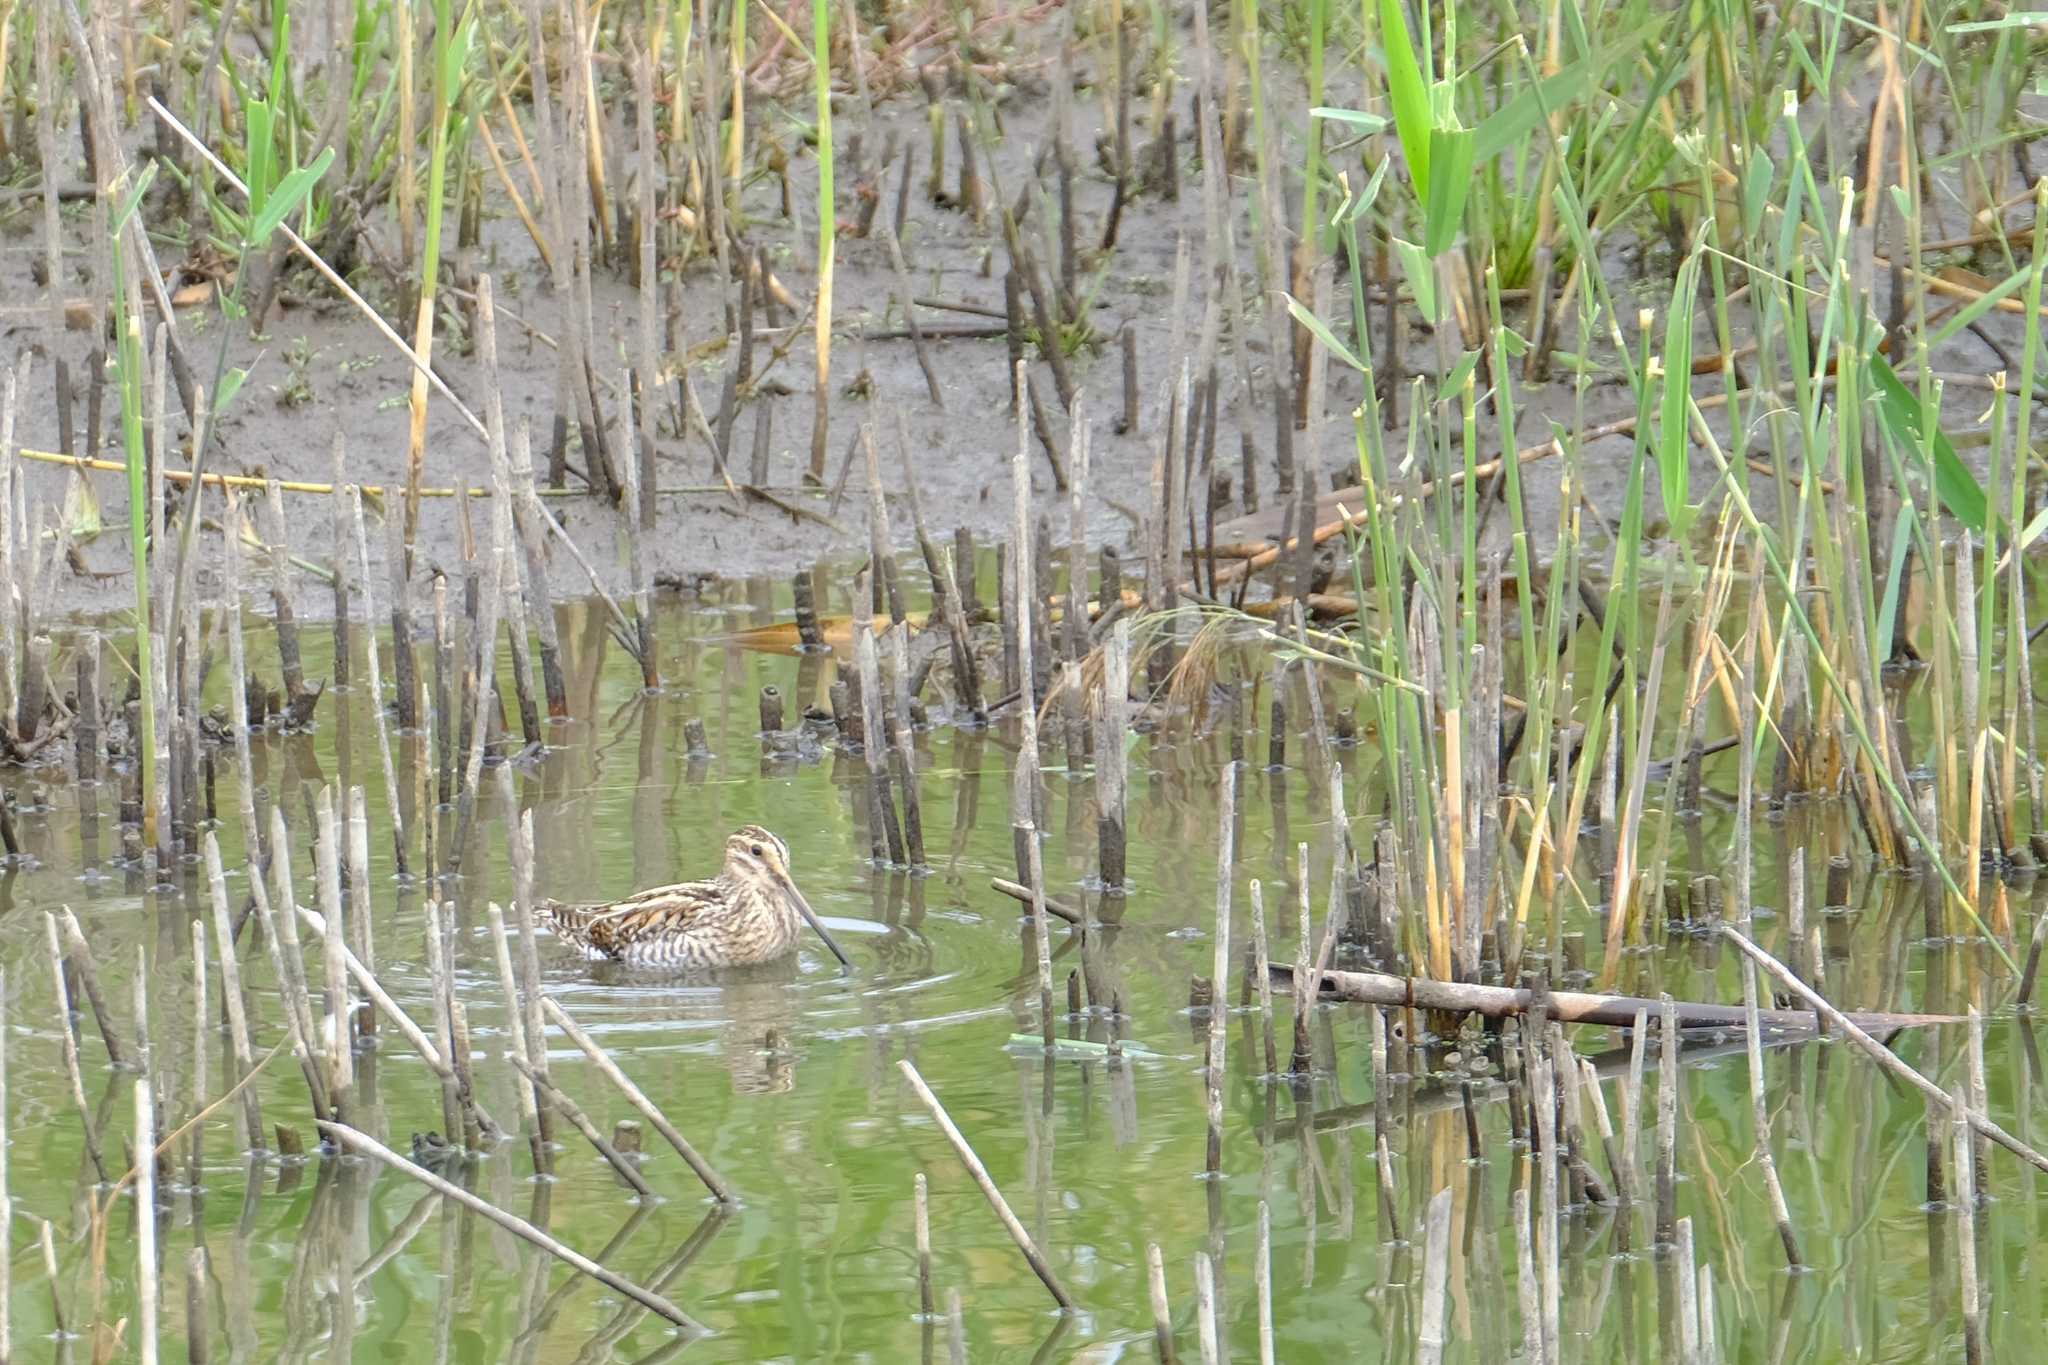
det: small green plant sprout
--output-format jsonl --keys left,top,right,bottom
{"left": 276, "top": 337, "right": 317, "bottom": 408}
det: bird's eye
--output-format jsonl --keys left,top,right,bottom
{"left": 750, "top": 844, "right": 764, "bottom": 857}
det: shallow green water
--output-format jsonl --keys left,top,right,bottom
{"left": 0, "top": 579, "right": 2041, "bottom": 1363}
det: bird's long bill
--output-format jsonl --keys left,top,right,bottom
{"left": 784, "top": 879, "right": 853, "bottom": 969}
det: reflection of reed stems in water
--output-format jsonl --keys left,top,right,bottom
{"left": 914, "top": 1170, "right": 934, "bottom": 1318}
{"left": 318, "top": 1122, "right": 704, "bottom": 1333}
{"left": 184, "top": 1246, "right": 206, "bottom": 1364}
{"left": 1192, "top": 1250, "right": 1217, "bottom": 1365}
{"left": 1950, "top": 1088, "right": 1985, "bottom": 1365}
{"left": 1654, "top": 998, "right": 1679, "bottom": 1247}
{"left": 38, "top": 1219, "right": 66, "bottom": 1339}
{"left": 509, "top": 1053, "right": 652, "bottom": 1197}
{"left": 1739, "top": 953, "right": 1803, "bottom": 1268}
{"left": 1417, "top": 1186, "right": 1452, "bottom": 1365}
{"left": 542, "top": 997, "right": 733, "bottom": 1203}
{"left": 570, "top": 1204, "right": 730, "bottom": 1365}
{"left": 896, "top": 1059, "right": 1073, "bottom": 1310}
{"left": 0, "top": 966, "right": 7, "bottom": 1359}
{"left": 1726, "top": 926, "right": 2048, "bottom": 1174}
{"left": 314, "top": 790, "right": 354, "bottom": 1124}
{"left": 1205, "top": 763, "right": 1235, "bottom": 1178}
{"left": 1144, "top": 1242, "right": 1175, "bottom": 1363}
{"left": 513, "top": 1197, "right": 649, "bottom": 1352}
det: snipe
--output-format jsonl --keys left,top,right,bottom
{"left": 542, "top": 825, "right": 851, "bottom": 970}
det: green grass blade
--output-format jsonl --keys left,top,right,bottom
{"left": 1867, "top": 352, "right": 1987, "bottom": 532}
{"left": 1378, "top": 0, "right": 1433, "bottom": 201}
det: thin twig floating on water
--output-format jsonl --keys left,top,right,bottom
{"left": 316, "top": 1122, "right": 705, "bottom": 1333}
{"left": 895, "top": 1059, "right": 1074, "bottom": 1311}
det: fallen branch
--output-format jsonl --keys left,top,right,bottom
{"left": 989, "top": 877, "right": 1082, "bottom": 925}
{"left": 1275, "top": 962, "right": 1963, "bottom": 1034}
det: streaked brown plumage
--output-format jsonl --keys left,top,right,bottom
{"left": 542, "top": 826, "right": 850, "bottom": 970}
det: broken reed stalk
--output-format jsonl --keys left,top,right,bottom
{"left": 314, "top": 789, "right": 353, "bottom": 1124}
{"left": 1206, "top": 762, "right": 1236, "bottom": 1177}
{"left": 1724, "top": 926, "right": 2048, "bottom": 1174}
{"left": 892, "top": 412, "right": 979, "bottom": 721}
{"left": 484, "top": 901, "right": 543, "bottom": 1160}
{"left": 1417, "top": 1186, "right": 1453, "bottom": 1365}
{"left": 290, "top": 900, "right": 447, "bottom": 1084}
{"left": 1676, "top": 1217, "right": 1700, "bottom": 1359}
{"left": 988, "top": 878, "right": 1083, "bottom": 925}
{"left": 384, "top": 502, "right": 420, "bottom": 730}
{"left": 44, "top": 913, "right": 107, "bottom": 1182}
{"left": 263, "top": 806, "right": 334, "bottom": 1124}
{"left": 895, "top": 1059, "right": 1074, "bottom": 1310}
{"left": 1254, "top": 1200, "right": 1274, "bottom": 1365}
{"left": 541, "top": 997, "right": 734, "bottom": 1202}
{"left": 0, "top": 968, "right": 7, "bottom": 1364}
{"left": 807, "top": 0, "right": 835, "bottom": 484}
{"left": 2018, "top": 910, "right": 2048, "bottom": 1008}
{"left": 501, "top": 786, "right": 557, "bottom": 1159}
{"left": 1249, "top": 881, "right": 1278, "bottom": 1077}
{"left": 331, "top": 436, "right": 352, "bottom": 688}
{"left": 1194, "top": 1252, "right": 1219, "bottom": 1365}
{"left": 56, "top": 908, "right": 127, "bottom": 1067}
{"left": 420, "top": 898, "right": 464, "bottom": 1145}
{"left": 346, "top": 788, "right": 376, "bottom": 1036}
{"left": 184, "top": 1248, "right": 205, "bottom": 1364}
{"left": 203, "top": 834, "right": 265, "bottom": 1151}
{"left": 1656, "top": 996, "right": 1679, "bottom": 1245}
{"left": 1290, "top": 844, "right": 1313, "bottom": 1071}
{"left": 852, "top": 575, "right": 905, "bottom": 866}
{"left": 914, "top": 1171, "right": 934, "bottom": 1318}
{"left": 887, "top": 623, "right": 927, "bottom": 866}
{"left": 264, "top": 478, "right": 307, "bottom": 709}
{"left": 318, "top": 1121, "right": 703, "bottom": 1332}
{"left": 1097, "top": 617, "right": 1130, "bottom": 889}
{"left": 508, "top": 1054, "right": 654, "bottom": 1197}
{"left": 506, "top": 419, "right": 569, "bottom": 718}
{"left": 37, "top": 1221, "right": 64, "bottom": 1338}
{"left": 1740, "top": 954, "right": 1802, "bottom": 1267}
{"left": 186, "top": 918, "right": 206, "bottom": 1191}
{"left": 1952, "top": 1089, "right": 1984, "bottom": 1363}
{"left": 132, "top": 951, "right": 158, "bottom": 1363}
{"left": 1513, "top": 1185, "right": 1541, "bottom": 1362}
{"left": 1146, "top": 1242, "right": 1176, "bottom": 1363}
{"left": 1534, "top": 1050, "right": 1562, "bottom": 1360}
{"left": 1011, "top": 363, "right": 1055, "bottom": 1049}
{"left": 450, "top": 484, "right": 510, "bottom": 868}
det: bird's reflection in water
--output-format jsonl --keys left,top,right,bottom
{"left": 584, "top": 954, "right": 803, "bottom": 1094}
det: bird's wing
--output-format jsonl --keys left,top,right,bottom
{"left": 543, "top": 878, "right": 724, "bottom": 957}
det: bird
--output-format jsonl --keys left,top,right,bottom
{"left": 541, "top": 825, "right": 851, "bottom": 971}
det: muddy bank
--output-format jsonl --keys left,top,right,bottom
{"left": 3, "top": 12, "right": 2032, "bottom": 628}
